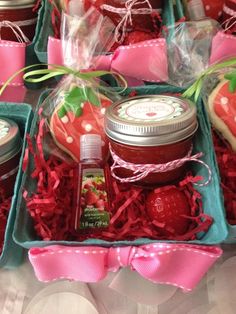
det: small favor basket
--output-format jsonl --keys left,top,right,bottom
{"left": 13, "top": 85, "right": 227, "bottom": 290}
{"left": 0, "top": 103, "right": 33, "bottom": 268}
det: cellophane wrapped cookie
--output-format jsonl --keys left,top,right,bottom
{"left": 42, "top": 8, "right": 120, "bottom": 162}
{"left": 184, "top": 58, "right": 236, "bottom": 226}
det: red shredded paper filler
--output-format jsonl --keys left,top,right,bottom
{"left": 22, "top": 117, "right": 213, "bottom": 242}
{"left": 213, "top": 129, "right": 236, "bottom": 225}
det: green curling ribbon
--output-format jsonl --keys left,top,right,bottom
{"left": 0, "top": 64, "right": 127, "bottom": 95}
{"left": 183, "top": 57, "right": 236, "bottom": 102}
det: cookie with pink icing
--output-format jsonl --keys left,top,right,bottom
{"left": 50, "top": 87, "right": 112, "bottom": 161}
{"left": 208, "top": 79, "right": 236, "bottom": 151}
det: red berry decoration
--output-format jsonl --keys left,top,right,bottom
{"left": 202, "top": 0, "right": 224, "bottom": 21}
{"left": 124, "top": 31, "right": 157, "bottom": 45}
{"left": 50, "top": 87, "right": 112, "bottom": 161}
{"left": 146, "top": 187, "right": 191, "bottom": 236}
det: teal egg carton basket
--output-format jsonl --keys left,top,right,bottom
{"left": 13, "top": 85, "right": 228, "bottom": 249}
{"left": 0, "top": 103, "right": 33, "bottom": 268}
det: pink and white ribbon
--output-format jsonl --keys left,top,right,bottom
{"left": 101, "top": 0, "right": 154, "bottom": 43}
{"left": 29, "top": 244, "right": 222, "bottom": 291}
{"left": 47, "top": 36, "right": 168, "bottom": 85}
{"left": 110, "top": 145, "right": 212, "bottom": 186}
{"left": 210, "top": 31, "right": 236, "bottom": 64}
{"left": 0, "top": 20, "right": 29, "bottom": 86}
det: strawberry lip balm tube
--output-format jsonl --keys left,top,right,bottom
{"left": 105, "top": 95, "right": 198, "bottom": 186}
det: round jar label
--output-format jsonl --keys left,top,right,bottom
{"left": 117, "top": 98, "right": 185, "bottom": 122}
{"left": 0, "top": 119, "right": 10, "bottom": 140}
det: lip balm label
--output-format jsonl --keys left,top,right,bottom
{"left": 117, "top": 98, "right": 185, "bottom": 122}
{"left": 79, "top": 168, "right": 109, "bottom": 229}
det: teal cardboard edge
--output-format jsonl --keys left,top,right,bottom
{"left": 13, "top": 86, "right": 229, "bottom": 249}
{"left": 0, "top": 103, "right": 33, "bottom": 268}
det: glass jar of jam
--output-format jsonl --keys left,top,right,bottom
{"left": 0, "top": 118, "right": 22, "bottom": 199}
{"left": 0, "top": 0, "right": 37, "bottom": 42}
{"left": 105, "top": 95, "right": 198, "bottom": 186}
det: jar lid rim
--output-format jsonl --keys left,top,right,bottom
{"left": 0, "top": 0, "right": 36, "bottom": 7}
{"left": 105, "top": 95, "right": 198, "bottom": 145}
{"left": 0, "top": 117, "right": 22, "bottom": 163}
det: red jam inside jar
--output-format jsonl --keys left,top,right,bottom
{"left": 105, "top": 95, "right": 198, "bottom": 186}
{"left": 0, "top": 118, "right": 22, "bottom": 199}
{"left": 98, "top": 0, "right": 163, "bottom": 33}
{"left": 0, "top": 0, "right": 37, "bottom": 41}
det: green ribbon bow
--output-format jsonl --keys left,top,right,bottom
{"left": 0, "top": 64, "right": 127, "bottom": 118}
{"left": 183, "top": 57, "right": 236, "bottom": 102}
{"left": 0, "top": 64, "right": 127, "bottom": 96}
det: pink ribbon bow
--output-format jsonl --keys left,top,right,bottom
{"left": 95, "top": 38, "right": 168, "bottom": 85}
{"left": 47, "top": 36, "right": 168, "bottom": 86}
{"left": 29, "top": 243, "right": 222, "bottom": 291}
{"left": 210, "top": 31, "right": 236, "bottom": 64}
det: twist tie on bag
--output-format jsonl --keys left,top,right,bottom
{"left": 0, "top": 20, "right": 31, "bottom": 43}
{"left": 101, "top": 0, "right": 157, "bottom": 43}
{"left": 183, "top": 57, "right": 236, "bottom": 102}
{"left": 109, "top": 144, "right": 212, "bottom": 186}
{"left": 0, "top": 64, "right": 127, "bottom": 96}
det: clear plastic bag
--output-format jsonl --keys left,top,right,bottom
{"left": 40, "top": 8, "right": 120, "bottom": 162}
{"left": 162, "top": 19, "right": 221, "bottom": 88}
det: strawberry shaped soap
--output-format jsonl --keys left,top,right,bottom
{"left": 146, "top": 187, "right": 191, "bottom": 236}
{"left": 50, "top": 86, "right": 112, "bottom": 161}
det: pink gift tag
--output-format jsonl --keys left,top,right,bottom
{"left": 210, "top": 31, "right": 236, "bottom": 64}
{"left": 0, "top": 40, "right": 26, "bottom": 86}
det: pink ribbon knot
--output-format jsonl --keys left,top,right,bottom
{"left": 29, "top": 244, "right": 222, "bottom": 291}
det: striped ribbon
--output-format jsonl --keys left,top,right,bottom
{"left": 110, "top": 144, "right": 212, "bottom": 186}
